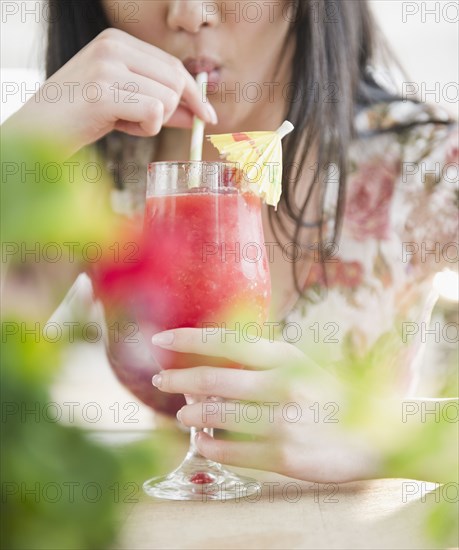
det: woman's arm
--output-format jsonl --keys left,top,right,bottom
{"left": 2, "top": 27, "right": 217, "bottom": 158}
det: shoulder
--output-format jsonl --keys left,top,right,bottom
{"left": 352, "top": 100, "right": 457, "bottom": 168}
{"left": 345, "top": 101, "right": 458, "bottom": 241}
{"left": 333, "top": 100, "right": 457, "bottom": 271}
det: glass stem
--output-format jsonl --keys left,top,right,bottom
{"left": 187, "top": 427, "right": 214, "bottom": 458}
{"left": 184, "top": 394, "right": 214, "bottom": 461}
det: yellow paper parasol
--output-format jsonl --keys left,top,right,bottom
{"left": 207, "top": 120, "right": 294, "bottom": 209}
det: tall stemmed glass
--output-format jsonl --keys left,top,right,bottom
{"left": 139, "top": 161, "right": 271, "bottom": 500}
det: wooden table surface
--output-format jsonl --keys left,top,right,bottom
{"left": 113, "top": 472, "right": 445, "bottom": 549}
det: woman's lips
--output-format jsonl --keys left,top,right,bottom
{"left": 182, "top": 57, "right": 222, "bottom": 87}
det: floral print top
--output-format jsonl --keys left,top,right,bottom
{"left": 284, "top": 101, "right": 458, "bottom": 394}
{"left": 105, "top": 99, "right": 458, "bottom": 396}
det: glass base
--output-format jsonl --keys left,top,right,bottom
{"left": 143, "top": 456, "right": 260, "bottom": 501}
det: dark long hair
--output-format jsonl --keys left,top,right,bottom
{"left": 45, "top": 0, "right": 449, "bottom": 294}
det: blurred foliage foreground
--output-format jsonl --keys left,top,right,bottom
{"left": 0, "top": 134, "right": 183, "bottom": 549}
{"left": 1, "top": 134, "right": 458, "bottom": 548}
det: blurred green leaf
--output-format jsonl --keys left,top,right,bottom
{"left": 1, "top": 134, "right": 169, "bottom": 549}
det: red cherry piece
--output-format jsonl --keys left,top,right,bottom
{"left": 189, "top": 472, "right": 215, "bottom": 485}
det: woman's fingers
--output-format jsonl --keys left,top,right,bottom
{"left": 153, "top": 366, "right": 275, "bottom": 400}
{"left": 165, "top": 105, "right": 195, "bottom": 128}
{"left": 113, "top": 120, "right": 151, "bottom": 137}
{"left": 177, "top": 400, "right": 278, "bottom": 436}
{"left": 194, "top": 432, "right": 276, "bottom": 470}
{"left": 103, "top": 91, "right": 164, "bottom": 135}
{"left": 96, "top": 27, "right": 183, "bottom": 65}
{"left": 21, "top": 26, "right": 218, "bottom": 155}
{"left": 111, "top": 38, "right": 217, "bottom": 123}
{"left": 109, "top": 72, "right": 185, "bottom": 125}
{"left": 151, "top": 328, "right": 307, "bottom": 370}
{"left": 109, "top": 68, "right": 197, "bottom": 129}
{"left": 196, "top": 430, "right": 376, "bottom": 483}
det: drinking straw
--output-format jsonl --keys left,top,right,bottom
{"left": 189, "top": 72, "right": 209, "bottom": 161}
{"left": 276, "top": 120, "right": 294, "bottom": 139}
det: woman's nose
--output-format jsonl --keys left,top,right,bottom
{"left": 166, "top": 0, "right": 219, "bottom": 33}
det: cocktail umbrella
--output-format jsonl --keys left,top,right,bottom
{"left": 207, "top": 120, "right": 294, "bottom": 208}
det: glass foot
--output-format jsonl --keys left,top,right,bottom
{"left": 143, "top": 456, "right": 260, "bottom": 501}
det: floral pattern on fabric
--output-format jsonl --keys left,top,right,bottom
{"left": 285, "top": 101, "right": 458, "bottom": 393}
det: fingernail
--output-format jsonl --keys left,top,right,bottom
{"left": 176, "top": 408, "right": 182, "bottom": 422}
{"left": 152, "top": 331, "right": 175, "bottom": 347}
{"left": 206, "top": 103, "right": 218, "bottom": 125}
{"left": 152, "top": 374, "right": 162, "bottom": 387}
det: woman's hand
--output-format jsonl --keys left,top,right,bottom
{"left": 4, "top": 28, "right": 217, "bottom": 156}
{"left": 150, "top": 328, "right": 380, "bottom": 483}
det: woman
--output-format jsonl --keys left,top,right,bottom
{"left": 4, "top": 0, "right": 458, "bottom": 483}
